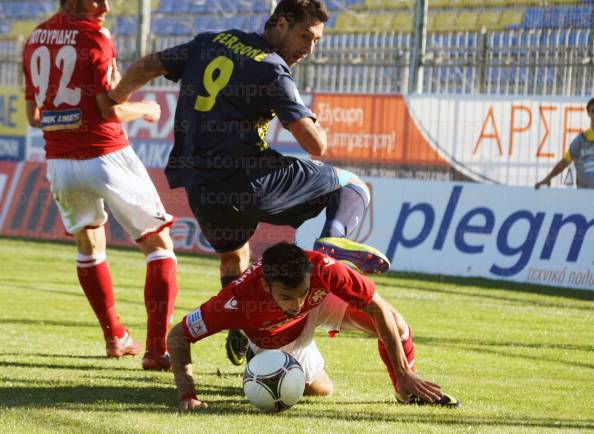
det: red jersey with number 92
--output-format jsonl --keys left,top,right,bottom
{"left": 23, "top": 13, "right": 127, "bottom": 159}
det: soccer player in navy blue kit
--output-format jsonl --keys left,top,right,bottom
{"left": 110, "top": 0, "right": 389, "bottom": 365}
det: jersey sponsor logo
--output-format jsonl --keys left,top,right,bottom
{"left": 186, "top": 308, "right": 208, "bottom": 338}
{"left": 224, "top": 297, "right": 239, "bottom": 310}
{"left": 40, "top": 108, "right": 82, "bottom": 131}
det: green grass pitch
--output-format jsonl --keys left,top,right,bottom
{"left": 1, "top": 238, "right": 593, "bottom": 433}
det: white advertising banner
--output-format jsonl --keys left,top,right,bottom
{"left": 407, "top": 95, "right": 589, "bottom": 187}
{"left": 297, "top": 178, "right": 594, "bottom": 291}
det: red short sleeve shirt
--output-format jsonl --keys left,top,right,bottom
{"left": 22, "top": 13, "right": 127, "bottom": 159}
{"left": 183, "top": 251, "right": 376, "bottom": 349}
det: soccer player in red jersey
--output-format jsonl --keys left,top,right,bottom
{"left": 22, "top": 0, "right": 177, "bottom": 370}
{"left": 167, "top": 243, "right": 460, "bottom": 410}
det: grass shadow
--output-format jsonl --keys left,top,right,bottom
{"left": 384, "top": 271, "right": 594, "bottom": 302}
{"left": 0, "top": 384, "right": 244, "bottom": 412}
{"left": 380, "top": 279, "right": 594, "bottom": 311}
{"left": 0, "top": 360, "right": 138, "bottom": 372}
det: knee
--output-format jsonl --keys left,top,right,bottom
{"left": 347, "top": 178, "right": 370, "bottom": 202}
{"left": 75, "top": 227, "right": 106, "bottom": 256}
{"left": 220, "top": 250, "right": 243, "bottom": 267}
{"left": 304, "top": 379, "right": 334, "bottom": 397}
{"left": 138, "top": 229, "right": 174, "bottom": 256}
{"left": 219, "top": 245, "right": 250, "bottom": 275}
{"left": 336, "top": 168, "right": 370, "bottom": 206}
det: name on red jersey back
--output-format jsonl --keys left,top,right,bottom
{"left": 23, "top": 13, "right": 128, "bottom": 159}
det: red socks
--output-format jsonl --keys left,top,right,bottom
{"left": 144, "top": 251, "right": 178, "bottom": 355}
{"left": 76, "top": 253, "right": 125, "bottom": 339}
{"left": 377, "top": 326, "right": 416, "bottom": 394}
{"left": 77, "top": 250, "right": 178, "bottom": 355}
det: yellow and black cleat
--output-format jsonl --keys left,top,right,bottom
{"left": 225, "top": 329, "right": 249, "bottom": 366}
{"left": 397, "top": 392, "right": 462, "bottom": 408}
{"left": 314, "top": 237, "right": 390, "bottom": 274}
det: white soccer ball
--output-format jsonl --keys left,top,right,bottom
{"left": 243, "top": 350, "right": 305, "bottom": 413}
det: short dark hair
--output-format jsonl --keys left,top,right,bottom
{"left": 264, "top": 0, "right": 329, "bottom": 31}
{"left": 262, "top": 242, "right": 312, "bottom": 288}
{"left": 587, "top": 98, "right": 594, "bottom": 112}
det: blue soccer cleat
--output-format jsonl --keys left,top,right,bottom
{"left": 314, "top": 237, "right": 390, "bottom": 274}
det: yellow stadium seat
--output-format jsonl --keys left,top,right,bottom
{"left": 10, "top": 20, "right": 38, "bottom": 39}
{"left": 478, "top": 10, "right": 503, "bottom": 30}
{"left": 499, "top": 8, "right": 525, "bottom": 28}
{"left": 393, "top": 11, "right": 414, "bottom": 33}
{"left": 425, "top": 13, "right": 436, "bottom": 30}
{"left": 371, "top": 14, "right": 395, "bottom": 32}
{"left": 455, "top": 0, "right": 483, "bottom": 7}
{"left": 429, "top": 0, "right": 462, "bottom": 7}
{"left": 432, "top": 11, "right": 458, "bottom": 32}
{"left": 365, "top": 0, "right": 385, "bottom": 10}
{"left": 382, "top": 0, "right": 415, "bottom": 9}
{"left": 456, "top": 11, "right": 480, "bottom": 31}
{"left": 335, "top": 12, "right": 371, "bottom": 32}
{"left": 352, "top": 13, "right": 373, "bottom": 32}
{"left": 335, "top": 13, "right": 358, "bottom": 32}
{"left": 548, "top": 0, "right": 580, "bottom": 4}
{"left": 109, "top": 0, "right": 158, "bottom": 16}
{"left": 504, "top": 0, "right": 539, "bottom": 5}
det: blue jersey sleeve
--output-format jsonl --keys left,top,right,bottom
{"left": 268, "top": 74, "right": 315, "bottom": 127}
{"left": 157, "top": 34, "right": 207, "bottom": 82}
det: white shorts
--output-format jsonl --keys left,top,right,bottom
{"left": 248, "top": 293, "right": 349, "bottom": 385}
{"left": 46, "top": 147, "right": 174, "bottom": 241}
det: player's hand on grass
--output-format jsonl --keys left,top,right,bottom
{"left": 143, "top": 100, "right": 161, "bottom": 123}
{"left": 179, "top": 397, "right": 208, "bottom": 411}
{"left": 396, "top": 372, "right": 442, "bottom": 404}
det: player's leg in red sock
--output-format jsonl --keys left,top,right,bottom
{"left": 75, "top": 228, "right": 125, "bottom": 340}
{"left": 143, "top": 249, "right": 178, "bottom": 355}
{"left": 76, "top": 251, "right": 125, "bottom": 339}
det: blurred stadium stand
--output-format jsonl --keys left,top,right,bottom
{"left": 1, "top": 0, "right": 593, "bottom": 95}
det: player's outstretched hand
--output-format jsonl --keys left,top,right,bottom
{"left": 179, "top": 398, "right": 208, "bottom": 411}
{"left": 534, "top": 179, "right": 550, "bottom": 190}
{"left": 143, "top": 100, "right": 161, "bottom": 123}
{"left": 396, "top": 372, "right": 442, "bottom": 404}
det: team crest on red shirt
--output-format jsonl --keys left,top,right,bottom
{"left": 309, "top": 288, "right": 327, "bottom": 305}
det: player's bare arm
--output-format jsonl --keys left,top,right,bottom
{"left": 287, "top": 117, "right": 327, "bottom": 156}
{"left": 95, "top": 92, "right": 161, "bottom": 123}
{"left": 167, "top": 322, "right": 208, "bottom": 411}
{"left": 534, "top": 159, "right": 571, "bottom": 189}
{"left": 362, "top": 292, "right": 442, "bottom": 404}
{"left": 108, "top": 52, "right": 167, "bottom": 104}
{"left": 25, "top": 100, "right": 41, "bottom": 128}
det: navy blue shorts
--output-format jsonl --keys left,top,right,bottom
{"left": 186, "top": 150, "right": 339, "bottom": 253}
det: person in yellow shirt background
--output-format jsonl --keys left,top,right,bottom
{"left": 536, "top": 98, "right": 594, "bottom": 189}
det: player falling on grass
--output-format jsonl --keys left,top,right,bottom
{"left": 109, "top": 0, "right": 390, "bottom": 367}
{"left": 167, "top": 242, "right": 460, "bottom": 410}
{"left": 535, "top": 97, "right": 594, "bottom": 190}
{"left": 22, "top": 0, "right": 177, "bottom": 370}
